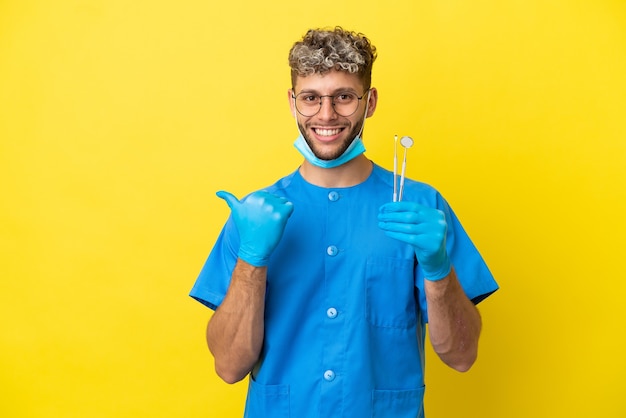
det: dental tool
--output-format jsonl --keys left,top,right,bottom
{"left": 393, "top": 135, "right": 398, "bottom": 202}
{"left": 398, "top": 136, "right": 414, "bottom": 202}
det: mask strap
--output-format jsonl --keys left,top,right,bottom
{"left": 356, "top": 89, "right": 372, "bottom": 138}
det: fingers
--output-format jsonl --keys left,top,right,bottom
{"left": 378, "top": 202, "right": 445, "bottom": 225}
{"left": 377, "top": 201, "right": 447, "bottom": 249}
{"left": 216, "top": 190, "right": 239, "bottom": 209}
{"left": 216, "top": 190, "right": 294, "bottom": 218}
{"left": 256, "top": 191, "right": 293, "bottom": 207}
{"left": 252, "top": 191, "right": 294, "bottom": 217}
{"left": 381, "top": 229, "right": 443, "bottom": 251}
{"left": 379, "top": 201, "right": 423, "bottom": 214}
{"left": 379, "top": 220, "right": 430, "bottom": 235}
{"left": 379, "top": 221, "right": 445, "bottom": 243}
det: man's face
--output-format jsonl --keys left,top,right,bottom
{"left": 289, "top": 69, "right": 377, "bottom": 161}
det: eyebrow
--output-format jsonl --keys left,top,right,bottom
{"left": 296, "top": 87, "right": 359, "bottom": 95}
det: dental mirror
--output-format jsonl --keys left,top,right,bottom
{"left": 393, "top": 135, "right": 398, "bottom": 202}
{"left": 400, "top": 136, "right": 414, "bottom": 149}
{"left": 398, "top": 136, "right": 414, "bottom": 201}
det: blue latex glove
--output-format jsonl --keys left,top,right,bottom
{"left": 217, "top": 190, "right": 294, "bottom": 267}
{"left": 378, "top": 202, "right": 451, "bottom": 281}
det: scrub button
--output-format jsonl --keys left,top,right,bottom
{"left": 326, "top": 307, "right": 338, "bottom": 319}
{"left": 323, "top": 370, "right": 336, "bottom": 381}
{"left": 328, "top": 191, "right": 340, "bottom": 201}
{"left": 326, "top": 245, "right": 338, "bottom": 256}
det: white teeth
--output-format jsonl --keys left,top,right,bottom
{"left": 315, "top": 128, "right": 342, "bottom": 136}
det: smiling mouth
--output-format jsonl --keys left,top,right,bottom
{"left": 313, "top": 127, "right": 344, "bottom": 137}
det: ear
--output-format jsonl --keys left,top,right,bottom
{"left": 287, "top": 89, "right": 296, "bottom": 118}
{"left": 365, "top": 87, "right": 378, "bottom": 118}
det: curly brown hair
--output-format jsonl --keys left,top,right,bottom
{"left": 288, "top": 27, "right": 377, "bottom": 90}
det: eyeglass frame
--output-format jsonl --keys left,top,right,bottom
{"left": 291, "top": 89, "right": 371, "bottom": 117}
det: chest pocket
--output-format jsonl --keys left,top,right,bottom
{"left": 365, "top": 257, "right": 417, "bottom": 329}
{"left": 244, "top": 377, "right": 290, "bottom": 418}
{"left": 372, "top": 387, "right": 425, "bottom": 418}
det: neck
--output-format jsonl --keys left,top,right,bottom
{"left": 299, "top": 154, "right": 373, "bottom": 188}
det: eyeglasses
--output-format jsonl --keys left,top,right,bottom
{"left": 292, "top": 90, "right": 369, "bottom": 117}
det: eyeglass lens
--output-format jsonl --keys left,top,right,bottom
{"left": 294, "top": 92, "right": 362, "bottom": 117}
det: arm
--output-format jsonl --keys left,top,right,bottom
{"left": 378, "top": 201, "right": 482, "bottom": 372}
{"left": 207, "top": 190, "right": 293, "bottom": 383}
{"left": 424, "top": 267, "right": 481, "bottom": 371}
{"left": 206, "top": 260, "right": 266, "bottom": 383}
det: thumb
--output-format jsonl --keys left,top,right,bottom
{"left": 216, "top": 190, "right": 239, "bottom": 210}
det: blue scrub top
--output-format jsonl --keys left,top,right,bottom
{"left": 190, "top": 163, "right": 498, "bottom": 418}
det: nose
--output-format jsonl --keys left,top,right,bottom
{"left": 317, "top": 96, "right": 338, "bottom": 120}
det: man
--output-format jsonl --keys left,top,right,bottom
{"left": 190, "top": 27, "right": 498, "bottom": 418}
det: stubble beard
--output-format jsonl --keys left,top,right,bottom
{"left": 298, "top": 119, "right": 364, "bottom": 161}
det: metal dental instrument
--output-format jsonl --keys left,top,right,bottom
{"left": 393, "top": 135, "right": 398, "bottom": 202}
{"left": 398, "top": 136, "right": 414, "bottom": 202}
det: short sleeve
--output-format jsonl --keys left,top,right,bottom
{"left": 189, "top": 217, "right": 239, "bottom": 310}
{"left": 416, "top": 192, "right": 499, "bottom": 323}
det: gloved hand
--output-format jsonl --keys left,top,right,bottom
{"left": 217, "top": 190, "right": 294, "bottom": 267}
{"left": 378, "top": 202, "right": 451, "bottom": 281}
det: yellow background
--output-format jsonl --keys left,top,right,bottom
{"left": 1, "top": 1, "right": 625, "bottom": 417}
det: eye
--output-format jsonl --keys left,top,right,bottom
{"left": 298, "top": 94, "right": 319, "bottom": 103}
{"left": 335, "top": 92, "right": 356, "bottom": 103}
